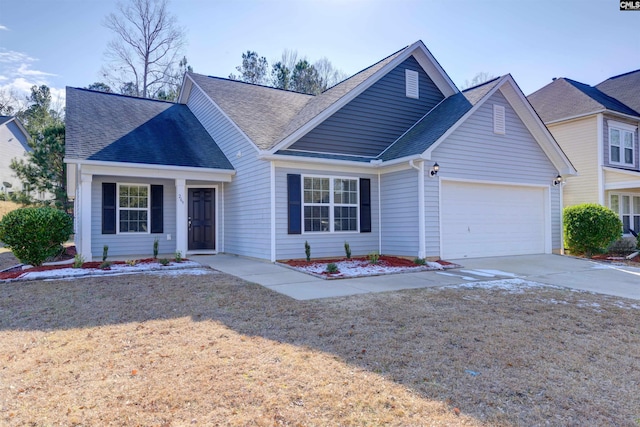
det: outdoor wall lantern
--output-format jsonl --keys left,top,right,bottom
{"left": 553, "top": 174, "right": 563, "bottom": 186}
{"left": 430, "top": 162, "right": 440, "bottom": 177}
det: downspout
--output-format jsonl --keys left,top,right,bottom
{"left": 378, "top": 170, "right": 382, "bottom": 254}
{"left": 409, "top": 159, "right": 426, "bottom": 258}
{"left": 559, "top": 178, "right": 564, "bottom": 255}
{"left": 270, "top": 161, "right": 276, "bottom": 262}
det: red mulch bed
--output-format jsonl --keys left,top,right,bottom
{"left": 283, "top": 255, "right": 448, "bottom": 268}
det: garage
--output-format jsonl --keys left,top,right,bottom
{"left": 441, "top": 180, "right": 548, "bottom": 259}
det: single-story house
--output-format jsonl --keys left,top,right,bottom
{"left": 0, "top": 115, "right": 31, "bottom": 196}
{"left": 65, "top": 40, "right": 575, "bottom": 261}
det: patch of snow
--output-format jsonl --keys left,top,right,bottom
{"left": 426, "top": 261, "right": 444, "bottom": 270}
{"left": 436, "top": 271, "right": 477, "bottom": 281}
{"left": 291, "top": 259, "right": 427, "bottom": 278}
{"left": 450, "top": 278, "right": 553, "bottom": 293}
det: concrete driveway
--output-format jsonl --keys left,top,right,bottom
{"left": 196, "top": 254, "right": 640, "bottom": 301}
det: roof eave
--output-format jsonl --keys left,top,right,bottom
{"left": 65, "top": 157, "right": 236, "bottom": 178}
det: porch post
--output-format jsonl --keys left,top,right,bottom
{"left": 175, "top": 179, "right": 187, "bottom": 255}
{"left": 79, "top": 172, "right": 93, "bottom": 261}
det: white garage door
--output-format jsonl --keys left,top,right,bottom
{"left": 441, "top": 181, "right": 547, "bottom": 259}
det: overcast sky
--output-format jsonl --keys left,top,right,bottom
{"left": 0, "top": 0, "right": 638, "bottom": 107}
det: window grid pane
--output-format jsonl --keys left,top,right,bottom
{"left": 118, "top": 185, "right": 149, "bottom": 233}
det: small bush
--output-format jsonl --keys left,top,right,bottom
{"left": 367, "top": 251, "right": 380, "bottom": 264}
{"left": 413, "top": 257, "right": 426, "bottom": 265}
{"left": 159, "top": 258, "right": 170, "bottom": 266}
{"left": 102, "top": 245, "right": 109, "bottom": 262}
{"left": 73, "top": 254, "right": 85, "bottom": 268}
{"left": 153, "top": 238, "right": 159, "bottom": 259}
{"left": 0, "top": 207, "right": 73, "bottom": 266}
{"left": 607, "top": 238, "right": 637, "bottom": 256}
{"left": 564, "top": 204, "right": 622, "bottom": 257}
{"left": 175, "top": 250, "right": 182, "bottom": 262}
{"left": 344, "top": 242, "right": 351, "bottom": 259}
{"left": 125, "top": 259, "right": 138, "bottom": 266}
{"left": 304, "top": 241, "right": 311, "bottom": 262}
{"left": 99, "top": 261, "right": 111, "bottom": 269}
{"left": 326, "top": 263, "right": 339, "bottom": 274}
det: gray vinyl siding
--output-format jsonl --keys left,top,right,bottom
{"left": 187, "top": 86, "right": 271, "bottom": 259}
{"left": 275, "top": 167, "right": 379, "bottom": 260}
{"left": 0, "top": 121, "right": 29, "bottom": 193}
{"left": 602, "top": 114, "right": 640, "bottom": 172}
{"left": 431, "top": 90, "right": 562, "bottom": 250}
{"left": 380, "top": 168, "right": 419, "bottom": 256}
{"left": 289, "top": 56, "right": 445, "bottom": 157}
{"left": 91, "top": 176, "right": 176, "bottom": 257}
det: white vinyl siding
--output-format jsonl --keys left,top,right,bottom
{"left": 431, "top": 90, "right": 560, "bottom": 253}
{"left": 91, "top": 176, "right": 176, "bottom": 257}
{"left": 0, "top": 121, "right": 30, "bottom": 194}
{"left": 187, "top": 86, "right": 271, "bottom": 259}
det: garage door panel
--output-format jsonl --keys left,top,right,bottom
{"left": 442, "top": 181, "right": 546, "bottom": 259}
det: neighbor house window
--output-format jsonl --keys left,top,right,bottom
{"left": 610, "top": 193, "right": 640, "bottom": 234}
{"left": 303, "top": 176, "right": 358, "bottom": 232}
{"left": 609, "top": 121, "right": 636, "bottom": 166}
{"left": 118, "top": 184, "right": 149, "bottom": 233}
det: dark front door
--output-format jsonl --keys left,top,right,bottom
{"left": 188, "top": 188, "right": 215, "bottom": 250}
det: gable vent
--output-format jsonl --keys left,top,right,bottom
{"left": 405, "top": 69, "right": 419, "bottom": 99}
{"left": 493, "top": 104, "right": 506, "bottom": 135}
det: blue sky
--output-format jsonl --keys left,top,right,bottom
{"left": 0, "top": 0, "right": 638, "bottom": 107}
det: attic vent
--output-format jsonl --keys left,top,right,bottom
{"left": 493, "top": 104, "right": 506, "bottom": 135}
{"left": 405, "top": 69, "right": 419, "bottom": 99}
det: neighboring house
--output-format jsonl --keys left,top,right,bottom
{"left": 529, "top": 71, "right": 640, "bottom": 236}
{"left": 66, "top": 40, "right": 575, "bottom": 262}
{"left": 0, "top": 116, "right": 31, "bottom": 197}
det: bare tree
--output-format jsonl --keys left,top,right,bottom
{"left": 314, "top": 57, "right": 348, "bottom": 90}
{"left": 461, "top": 72, "right": 496, "bottom": 90}
{"left": 102, "top": 0, "right": 185, "bottom": 98}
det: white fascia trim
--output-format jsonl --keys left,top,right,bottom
{"left": 65, "top": 159, "right": 236, "bottom": 181}
{"left": 604, "top": 181, "right": 640, "bottom": 190}
{"left": 271, "top": 158, "right": 376, "bottom": 175}
{"left": 177, "top": 73, "right": 192, "bottom": 104}
{"left": 597, "top": 114, "right": 605, "bottom": 205}
{"left": 603, "top": 166, "right": 640, "bottom": 177}
{"left": 261, "top": 153, "right": 377, "bottom": 169}
{"left": 607, "top": 119, "right": 639, "bottom": 132}
{"left": 545, "top": 109, "right": 640, "bottom": 126}
{"left": 411, "top": 40, "right": 459, "bottom": 97}
{"left": 268, "top": 41, "right": 458, "bottom": 154}
{"left": 187, "top": 75, "right": 261, "bottom": 154}
{"left": 5, "top": 116, "right": 31, "bottom": 143}
{"left": 270, "top": 161, "right": 276, "bottom": 262}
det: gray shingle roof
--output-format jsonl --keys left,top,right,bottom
{"left": 596, "top": 69, "right": 640, "bottom": 114}
{"left": 528, "top": 77, "right": 640, "bottom": 123}
{"left": 65, "top": 87, "right": 233, "bottom": 170}
{"left": 188, "top": 46, "right": 409, "bottom": 151}
{"left": 188, "top": 73, "right": 313, "bottom": 150}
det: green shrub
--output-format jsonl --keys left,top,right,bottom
{"left": 153, "top": 238, "right": 159, "bottom": 258}
{"left": 102, "top": 245, "right": 109, "bottom": 262}
{"left": 367, "top": 251, "right": 380, "bottom": 264}
{"left": 174, "top": 250, "right": 182, "bottom": 262}
{"left": 326, "top": 263, "right": 339, "bottom": 274}
{"left": 0, "top": 207, "right": 73, "bottom": 266}
{"left": 563, "top": 204, "right": 622, "bottom": 257}
{"left": 73, "top": 254, "right": 85, "bottom": 268}
{"left": 159, "top": 258, "right": 170, "bottom": 266}
{"left": 607, "top": 238, "right": 636, "bottom": 256}
{"left": 99, "top": 261, "right": 112, "bottom": 269}
{"left": 344, "top": 242, "right": 351, "bottom": 259}
{"left": 304, "top": 240, "right": 311, "bottom": 262}
{"left": 413, "top": 257, "right": 426, "bottom": 265}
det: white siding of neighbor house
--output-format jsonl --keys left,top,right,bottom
{"left": 380, "top": 168, "right": 420, "bottom": 256}
{"left": 547, "top": 116, "right": 599, "bottom": 207}
{"left": 274, "top": 166, "right": 379, "bottom": 260}
{"left": 0, "top": 121, "right": 30, "bottom": 193}
{"left": 431, "top": 90, "right": 563, "bottom": 250}
{"left": 91, "top": 176, "right": 177, "bottom": 257}
{"left": 187, "top": 86, "right": 272, "bottom": 259}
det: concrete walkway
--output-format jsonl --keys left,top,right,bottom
{"left": 191, "top": 253, "right": 640, "bottom": 301}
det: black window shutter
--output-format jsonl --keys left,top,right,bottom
{"left": 150, "top": 185, "right": 164, "bottom": 233}
{"left": 287, "top": 174, "right": 302, "bottom": 234}
{"left": 360, "top": 178, "right": 372, "bottom": 233}
{"left": 102, "top": 183, "right": 116, "bottom": 234}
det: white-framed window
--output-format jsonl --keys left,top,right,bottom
{"left": 608, "top": 121, "right": 636, "bottom": 166}
{"left": 118, "top": 183, "right": 149, "bottom": 233}
{"left": 303, "top": 176, "right": 359, "bottom": 233}
{"left": 610, "top": 193, "right": 640, "bottom": 234}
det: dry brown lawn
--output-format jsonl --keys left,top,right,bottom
{"left": 1, "top": 267, "right": 639, "bottom": 426}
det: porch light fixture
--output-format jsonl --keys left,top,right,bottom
{"left": 553, "top": 174, "right": 563, "bottom": 186}
{"left": 430, "top": 162, "right": 440, "bottom": 177}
